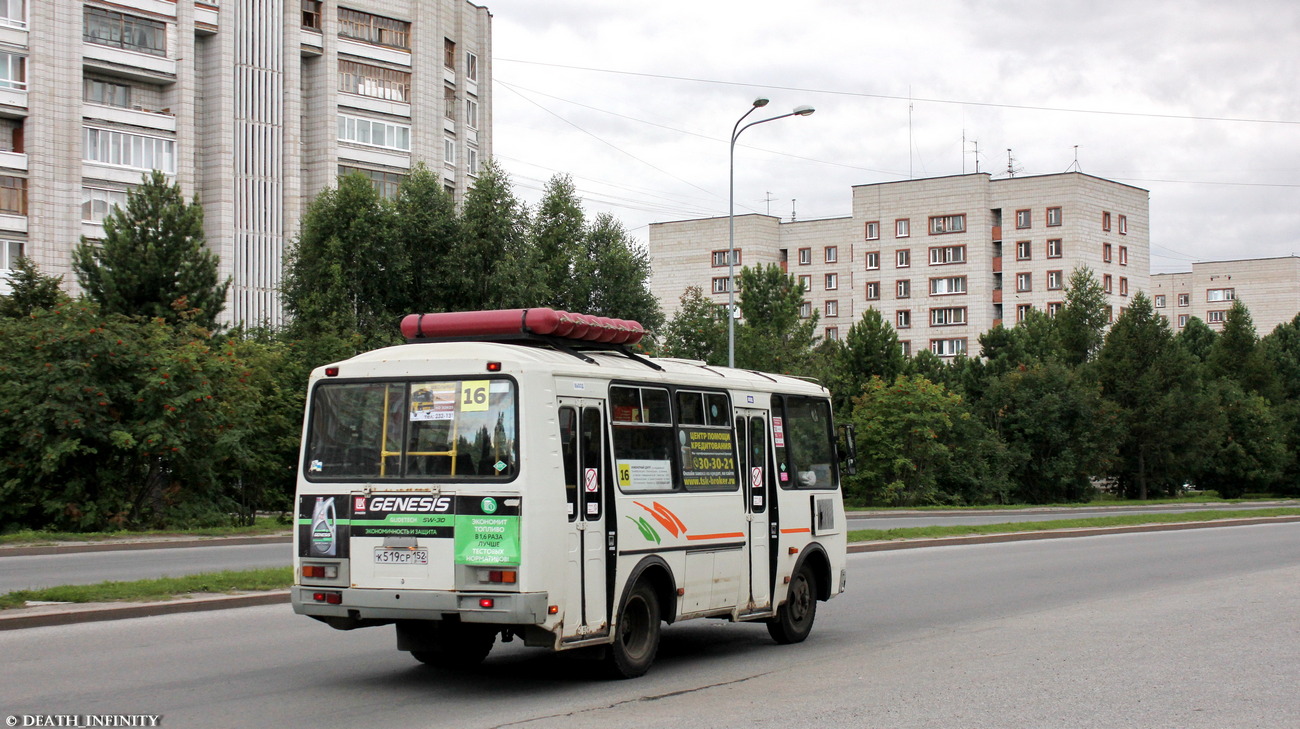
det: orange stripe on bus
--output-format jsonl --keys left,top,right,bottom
{"left": 684, "top": 532, "right": 746, "bottom": 541}
{"left": 779, "top": 528, "right": 811, "bottom": 534}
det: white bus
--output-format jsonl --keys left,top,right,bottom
{"left": 292, "top": 308, "right": 853, "bottom": 678}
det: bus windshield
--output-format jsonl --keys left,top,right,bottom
{"left": 304, "top": 378, "right": 518, "bottom": 481}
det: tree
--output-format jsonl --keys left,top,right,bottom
{"left": 0, "top": 257, "right": 68, "bottom": 318}
{"left": 393, "top": 164, "right": 462, "bottom": 316}
{"left": 1176, "top": 316, "right": 1217, "bottom": 363}
{"left": 1094, "top": 292, "right": 1209, "bottom": 499}
{"left": 734, "top": 264, "right": 818, "bottom": 374}
{"left": 1055, "top": 267, "right": 1108, "bottom": 366}
{"left": 575, "top": 213, "right": 663, "bottom": 332}
{"left": 454, "top": 159, "right": 545, "bottom": 309}
{"left": 72, "top": 170, "right": 228, "bottom": 331}
{"left": 1259, "top": 314, "right": 1300, "bottom": 495}
{"left": 822, "top": 309, "right": 905, "bottom": 413}
{"left": 531, "top": 174, "right": 585, "bottom": 312}
{"left": 658, "top": 286, "right": 727, "bottom": 364}
{"left": 1185, "top": 380, "right": 1286, "bottom": 498}
{"left": 1206, "top": 299, "right": 1276, "bottom": 398}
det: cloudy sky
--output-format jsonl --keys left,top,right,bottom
{"left": 484, "top": 0, "right": 1299, "bottom": 273}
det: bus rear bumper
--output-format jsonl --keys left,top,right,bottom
{"left": 292, "top": 586, "right": 551, "bottom": 625}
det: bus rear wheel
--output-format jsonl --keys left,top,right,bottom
{"left": 767, "top": 564, "right": 817, "bottom": 644}
{"left": 408, "top": 623, "right": 496, "bottom": 668}
{"left": 605, "top": 580, "right": 661, "bottom": 679}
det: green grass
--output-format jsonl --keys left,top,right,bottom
{"left": 847, "top": 507, "right": 1300, "bottom": 543}
{"left": 0, "top": 567, "right": 294, "bottom": 610}
{"left": 0, "top": 515, "right": 291, "bottom": 546}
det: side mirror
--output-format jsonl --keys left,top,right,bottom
{"left": 838, "top": 423, "right": 858, "bottom": 477}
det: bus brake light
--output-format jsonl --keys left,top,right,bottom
{"left": 479, "top": 598, "right": 495, "bottom": 609}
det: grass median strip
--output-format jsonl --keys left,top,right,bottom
{"left": 847, "top": 507, "right": 1300, "bottom": 543}
{"left": 0, "top": 566, "right": 294, "bottom": 610}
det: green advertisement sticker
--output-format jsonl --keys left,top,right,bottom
{"left": 454, "top": 514, "right": 520, "bottom": 566}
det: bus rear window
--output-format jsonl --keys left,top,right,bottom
{"left": 305, "top": 378, "right": 517, "bottom": 481}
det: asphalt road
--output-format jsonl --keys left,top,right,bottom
{"left": 844, "top": 501, "right": 1294, "bottom": 531}
{"left": 2, "top": 523, "right": 1296, "bottom": 728}
{"left": 0, "top": 543, "right": 292, "bottom": 593}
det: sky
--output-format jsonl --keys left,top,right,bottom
{"left": 483, "top": 0, "right": 1300, "bottom": 273}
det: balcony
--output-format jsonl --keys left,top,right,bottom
{"left": 991, "top": 225, "right": 1002, "bottom": 242}
{"left": 991, "top": 255, "right": 1002, "bottom": 273}
{"left": 82, "top": 44, "right": 177, "bottom": 82}
{"left": 83, "top": 103, "right": 177, "bottom": 133}
{"left": 992, "top": 289, "right": 1002, "bottom": 304}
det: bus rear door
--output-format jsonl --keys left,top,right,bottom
{"left": 736, "top": 408, "right": 773, "bottom": 613}
{"left": 558, "top": 399, "right": 609, "bottom": 641}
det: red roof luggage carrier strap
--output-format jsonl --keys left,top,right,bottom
{"left": 400, "top": 308, "right": 645, "bottom": 346}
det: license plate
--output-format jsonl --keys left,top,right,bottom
{"left": 374, "top": 548, "right": 428, "bottom": 565}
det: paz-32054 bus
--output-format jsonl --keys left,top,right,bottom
{"left": 292, "top": 308, "right": 852, "bottom": 678}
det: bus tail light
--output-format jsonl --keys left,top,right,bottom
{"left": 488, "top": 570, "right": 516, "bottom": 584}
{"left": 312, "top": 591, "right": 343, "bottom": 605}
{"left": 479, "top": 598, "right": 495, "bottom": 609}
{"left": 302, "top": 564, "right": 338, "bottom": 579}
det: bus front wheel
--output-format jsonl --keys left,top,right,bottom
{"left": 605, "top": 580, "right": 661, "bottom": 679}
{"left": 767, "top": 564, "right": 817, "bottom": 644}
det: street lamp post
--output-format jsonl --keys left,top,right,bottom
{"left": 728, "top": 99, "right": 815, "bottom": 368}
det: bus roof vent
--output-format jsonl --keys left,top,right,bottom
{"left": 400, "top": 308, "right": 646, "bottom": 348}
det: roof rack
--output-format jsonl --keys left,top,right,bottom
{"left": 399, "top": 308, "right": 662, "bottom": 371}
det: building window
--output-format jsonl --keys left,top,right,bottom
{"left": 338, "top": 60, "right": 411, "bottom": 103}
{"left": 798, "top": 274, "right": 812, "bottom": 291}
{"left": 1103, "top": 274, "right": 1113, "bottom": 294}
{"left": 931, "top": 307, "right": 966, "bottom": 326}
{"left": 0, "top": 238, "right": 23, "bottom": 269}
{"left": 1047, "top": 270, "right": 1063, "bottom": 290}
{"left": 799, "top": 301, "right": 811, "bottom": 319}
{"left": 896, "top": 249, "right": 911, "bottom": 268}
{"left": 0, "top": 175, "right": 25, "bottom": 215}
{"left": 1046, "top": 207, "right": 1062, "bottom": 227}
{"left": 444, "top": 137, "right": 456, "bottom": 165}
{"left": 338, "top": 165, "right": 405, "bottom": 199}
{"left": 824, "top": 246, "right": 837, "bottom": 264}
{"left": 1178, "top": 293, "right": 1190, "bottom": 307}
{"left": 1154, "top": 295, "right": 1166, "bottom": 308}
{"left": 83, "top": 127, "right": 176, "bottom": 173}
{"left": 467, "top": 147, "right": 479, "bottom": 175}
{"left": 930, "top": 338, "right": 967, "bottom": 357}
{"left": 338, "top": 114, "right": 411, "bottom": 151}
{"left": 444, "top": 86, "right": 457, "bottom": 120}
{"left": 1207, "top": 288, "right": 1235, "bottom": 302}
{"left": 1118, "top": 246, "right": 1128, "bottom": 265}
{"left": 865, "top": 221, "right": 880, "bottom": 240}
{"left": 1208, "top": 310, "right": 1226, "bottom": 324}
{"left": 466, "top": 52, "right": 479, "bottom": 82}
{"left": 930, "top": 276, "right": 967, "bottom": 295}
{"left": 302, "top": 0, "right": 323, "bottom": 30}
{"left": 895, "top": 219, "right": 910, "bottom": 238}
{"left": 1015, "top": 209, "right": 1031, "bottom": 229}
{"left": 1178, "top": 314, "right": 1189, "bottom": 327}
{"left": 84, "top": 78, "right": 131, "bottom": 107}
{"left": 865, "top": 251, "right": 880, "bottom": 270}
{"left": 711, "top": 250, "right": 740, "bottom": 267}
{"left": 1047, "top": 301, "right": 1064, "bottom": 316}
{"left": 711, "top": 277, "right": 731, "bottom": 294}
{"left": 1103, "top": 243, "right": 1113, "bottom": 263}
{"left": 1016, "top": 272, "right": 1032, "bottom": 292}
{"left": 900, "top": 341, "right": 911, "bottom": 357}
{"left": 0, "top": 0, "right": 25, "bottom": 30}
{"left": 338, "top": 8, "right": 411, "bottom": 49}
{"left": 1017, "top": 304, "right": 1033, "bottom": 322}
{"left": 81, "top": 186, "right": 129, "bottom": 223}
{"left": 84, "top": 7, "right": 166, "bottom": 56}
{"left": 824, "top": 273, "right": 838, "bottom": 290}
{"left": 1047, "top": 239, "right": 1063, "bottom": 258}
{"left": 444, "top": 38, "right": 457, "bottom": 69}
{"left": 1102, "top": 211, "right": 1112, "bottom": 231}
{"left": 466, "top": 98, "right": 479, "bottom": 129}
{"left": 825, "top": 327, "right": 840, "bottom": 341}
{"left": 929, "top": 245, "right": 966, "bottom": 265}
{"left": 866, "top": 281, "right": 880, "bottom": 300}
{"left": 896, "top": 310, "right": 911, "bottom": 329}
{"left": 1118, "top": 215, "right": 1128, "bottom": 234}
{"left": 825, "top": 300, "right": 839, "bottom": 318}
{"left": 0, "top": 51, "right": 24, "bottom": 91}
{"left": 798, "top": 248, "right": 811, "bottom": 265}
{"left": 1016, "top": 240, "right": 1032, "bottom": 260}
{"left": 1120, "top": 277, "right": 1129, "bottom": 296}
{"left": 929, "top": 214, "right": 966, "bottom": 234}
{"left": 896, "top": 279, "right": 911, "bottom": 298}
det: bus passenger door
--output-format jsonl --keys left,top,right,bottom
{"left": 558, "top": 400, "right": 609, "bottom": 640}
{"left": 736, "top": 409, "right": 772, "bottom": 611}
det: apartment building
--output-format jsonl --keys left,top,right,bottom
{"left": 0, "top": 0, "right": 491, "bottom": 326}
{"left": 649, "top": 172, "right": 1150, "bottom": 358}
{"left": 1152, "top": 256, "right": 1300, "bottom": 335}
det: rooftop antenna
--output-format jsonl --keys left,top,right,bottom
{"left": 965, "top": 136, "right": 981, "bottom": 174}
{"left": 762, "top": 191, "right": 776, "bottom": 216}
{"left": 1065, "top": 145, "right": 1082, "bottom": 173}
{"left": 791, "top": 199, "right": 797, "bottom": 222}
{"left": 1005, "top": 148, "right": 1022, "bottom": 177}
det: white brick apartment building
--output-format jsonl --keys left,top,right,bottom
{"left": 649, "top": 172, "right": 1150, "bottom": 359}
{"left": 1152, "top": 256, "right": 1300, "bottom": 335}
{"left": 0, "top": 0, "right": 491, "bottom": 326}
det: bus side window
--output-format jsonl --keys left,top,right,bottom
{"left": 559, "top": 406, "right": 579, "bottom": 520}
{"left": 784, "top": 397, "right": 837, "bottom": 490}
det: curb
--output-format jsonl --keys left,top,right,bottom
{"left": 0, "top": 534, "right": 292, "bottom": 558}
{"left": 3, "top": 516, "right": 1298, "bottom": 630}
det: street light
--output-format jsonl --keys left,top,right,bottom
{"left": 727, "top": 98, "right": 815, "bottom": 368}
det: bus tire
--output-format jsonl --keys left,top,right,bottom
{"left": 410, "top": 624, "right": 495, "bottom": 668}
{"left": 606, "top": 580, "right": 661, "bottom": 679}
{"left": 767, "top": 563, "right": 817, "bottom": 645}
